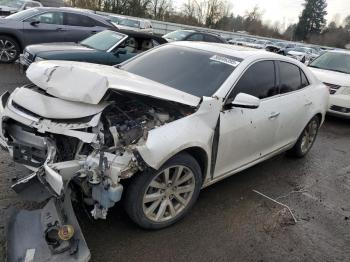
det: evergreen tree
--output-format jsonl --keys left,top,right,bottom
{"left": 295, "top": 0, "right": 327, "bottom": 40}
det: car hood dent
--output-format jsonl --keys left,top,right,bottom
{"left": 26, "top": 61, "right": 201, "bottom": 107}
{"left": 12, "top": 87, "right": 109, "bottom": 119}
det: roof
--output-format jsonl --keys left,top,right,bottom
{"left": 171, "top": 41, "right": 271, "bottom": 60}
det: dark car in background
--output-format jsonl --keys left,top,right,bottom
{"left": 163, "top": 29, "right": 227, "bottom": 43}
{"left": 19, "top": 29, "right": 167, "bottom": 69}
{"left": 0, "top": 7, "right": 115, "bottom": 63}
{"left": 0, "top": 0, "right": 42, "bottom": 17}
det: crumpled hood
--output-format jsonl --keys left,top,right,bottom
{"left": 309, "top": 67, "right": 350, "bottom": 86}
{"left": 26, "top": 61, "right": 201, "bottom": 107}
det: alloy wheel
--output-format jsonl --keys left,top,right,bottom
{"left": 0, "top": 39, "right": 17, "bottom": 62}
{"left": 300, "top": 119, "right": 318, "bottom": 154}
{"left": 142, "top": 165, "right": 196, "bottom": 222}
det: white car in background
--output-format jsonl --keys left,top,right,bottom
{"left": 286, "top": 47, "right": 319, "bottom": 63}
{"left": 249, "top": 39, "right": 273, "bottom": 49}
{"left": 1, "top": 42, "right": 328, "bottom": 261}
{"left": 115, "top": 17, "right": 153, "bottom": 34}
{"left": 309, "top": 50, "right": 350, "bottom": 118}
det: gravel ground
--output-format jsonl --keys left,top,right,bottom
{"left": 0, "top": 64, "right": 349, "bottom": 262}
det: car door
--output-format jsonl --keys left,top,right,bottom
{"left": 22, "top": 11, "right": 65, "bottom": 45}
{"left": 63, "top": 12, "right": 106, "bottom": 42}
{"left": 214, "top": 60, "right": 281, "bottom": 177}
{"left": 274, "top": 61, "right": 312, "bottom": 148}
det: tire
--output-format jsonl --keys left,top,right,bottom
{"left": 288, "top": 116, "right": 320, "bottom": 158}
{"left": 124, "top": 152, "right": 203, "bottom": 229}
{"left": 0, "top": 36, "right": 20, "bottom": 63}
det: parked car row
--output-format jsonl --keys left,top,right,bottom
{"left": 228, "top": 35, "right": 327, "bottom": 64}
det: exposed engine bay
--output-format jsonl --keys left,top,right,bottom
{"left": 1, "top": 85, "right": 195, "bottom": 260}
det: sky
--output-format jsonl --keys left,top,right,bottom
{"left": 172, "top": 0, "right": 350, "bottom": 28}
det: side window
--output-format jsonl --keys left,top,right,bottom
{"left": 64, "top": 13, "right": 95, "bottom": 27}
{"left": 26, "top": 12, "right": 63, "bottom": 25}
{"left": 204, "top": 35, "right": 221, "bottom": 43}
{"left": 301, "top": 70, "right": 309, "bottom": 88}
{"left": 279, "top": 62, "right": 303, "bottom": 94}
{"left": 228, "top": 61, "right": 277, "bottom": 101}
{"left": 187, "top": 33, "right": 204, "bottom": 41}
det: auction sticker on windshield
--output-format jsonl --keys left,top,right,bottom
{"left": 210, "top": 55, "right": 240, "bottom": 67}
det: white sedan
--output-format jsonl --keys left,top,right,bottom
{"left": 308, "top": 50, "right": 350, "bottom": 118}
{"left": 0, "top": 42, "right": 328, "bottom": 261}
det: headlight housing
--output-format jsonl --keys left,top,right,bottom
{"left": 34, "top": 56, "right": 45, "bottom": 62}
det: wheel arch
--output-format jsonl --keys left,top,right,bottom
{"left": 0, "top": 33, "right": 23, "bottom": 51}
{"left": 181, "top": 146, "right": 209, "bottom": 181}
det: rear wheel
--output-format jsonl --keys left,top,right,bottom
{"left": 288, "top": 116, "right": 320, "bottom": 157}
{"left": 0, "top": 36, "right": 20, "bottom": 63}
{"left": 124, "top": 152, "right": 202, "bottom": 229}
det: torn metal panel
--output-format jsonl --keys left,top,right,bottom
{"left": 6, "top": 191, "right": 91, "bottom": 262}
{"left": 26, "top": 61, "right": 201, "bottom": 107}
{"left": 137, "top": 97, "right": 221, "bottom": 175}
{"left": 12, "top": 87, "right": 109, "bottom": 119}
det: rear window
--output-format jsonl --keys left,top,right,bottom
{"left": 122, "top": 45, "right": 241, "bottom": 97}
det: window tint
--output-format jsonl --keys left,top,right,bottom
{"left": 279, "top": 62, "right": 302, "bottom": 93}
{"left": 301, "top": 70, "right": 309, "bottom": 88}
{"left": 26, "top": 12, "right": 63, "bottom": 25}
{"left": 64, "top": 13, "right": 95, "bottom": 27}
{"left": 228, "top": 61, "right": 276, "bottom": 100}
{"left": 204, "top": 35, "right": 221, "bottom": 43}
{"left": 187, "top": 33, "right": 204, "bottom": 41}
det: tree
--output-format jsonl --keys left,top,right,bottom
{"left": 294, "top": 0, "right": 327, "bottom": 40}
{"left": 344, "top": 15, "right": 350, "bottom": 31}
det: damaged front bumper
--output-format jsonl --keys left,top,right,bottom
{"left": 7, "top": 171, "right": 91, "bottom": 262}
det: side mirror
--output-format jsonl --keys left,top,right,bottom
{"left": 30, "top": 20, "right": 40, "bottom": 26}
{"left": 231, "top": 93, "right": 260, "bottom": 109}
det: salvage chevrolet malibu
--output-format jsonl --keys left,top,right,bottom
{"left": 0, "top": 42, "right": 328, "bottom": 261}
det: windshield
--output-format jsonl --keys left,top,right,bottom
{"left": 0, "top": 0, "right": 24, "bottom": 8}
{"left": 163, "top": 30, "right": 193, "bottom": 41}
{"left": 309, "top": 52, "right": 350, "bottom": 74}
{"left": 109, "top": 15, "right": 122, "bottom": 24}
{"left": 118, "top": 18, "right": 140, "bottom": 28}
{"left": 122, "top": 45, "right": 241, "bottom": 97}
{"left": 81, "top": 30, "right": 126, "bottom": 51}
{"left": 5, "top": 8, "right": 38, "bottom": 20}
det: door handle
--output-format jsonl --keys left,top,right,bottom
{"left": 56, "top": 28, "right": 65, "bottom": 31}
{"left": 91, "top": 30, "right": 98, "bottom": 34}
{"left": 304, "top": 101, "right": 313, "bottom": 106}
{"left": 269, "top": 112, "right": 280, "bottom": 119}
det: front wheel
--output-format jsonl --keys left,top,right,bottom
{"left": 288, "top": 116, "right": 320, "bottom": 158}
{"left": 124, "top": 152, "right": 202, "bottom": 229}
{"left": 0, "top": 36, "right": 20, "bottom": 63}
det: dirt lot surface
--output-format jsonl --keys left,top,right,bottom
{"left": 0, "top": 64, "right": 349, "bottom": 262}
